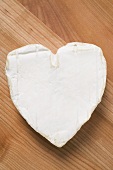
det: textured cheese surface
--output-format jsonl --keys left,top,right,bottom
{"left": 6, "top": 42, "right": 106, "bottom": 147}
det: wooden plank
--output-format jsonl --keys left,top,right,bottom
{"left": 0, "top": 0, "right": 65, "bottom": 53}
{"left": 0, "top": 0, "right": 113, "bottom": 169}
{"left": 18, "top": 0, "right": 113, "bottom": 81}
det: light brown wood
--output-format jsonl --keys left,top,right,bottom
{"left": 0, "top": 0, "right": 113, "bottom": 169}
{"left": 18, "top": 0, "right": 113, "bottom": 81}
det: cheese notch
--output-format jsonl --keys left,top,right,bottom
{"left": 5, "top": 43, "right": 107, "bottom": 147}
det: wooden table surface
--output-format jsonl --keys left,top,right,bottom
{"left": 0, "top": 0, "right": 113, "bottom": 169}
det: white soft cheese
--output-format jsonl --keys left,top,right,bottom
{"left": 5, "top": 42, "right": 106, "bottom": 147}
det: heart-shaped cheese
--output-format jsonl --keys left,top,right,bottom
{"left": 6, "top": 42, "right": 106, "bottom": 147}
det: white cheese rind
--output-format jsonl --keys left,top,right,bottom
{"left": 5, "top": 43, "right": 107, "bottom": 147}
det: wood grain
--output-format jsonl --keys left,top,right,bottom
{"left": 0, "top": 0, "right": 113, "bottom": 169}
{"left": 18, "top": 0, "right": 113, "bottom": 81}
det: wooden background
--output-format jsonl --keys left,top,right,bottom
{"left": 0, "top": 0, "right": 113, "bottom": 169}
